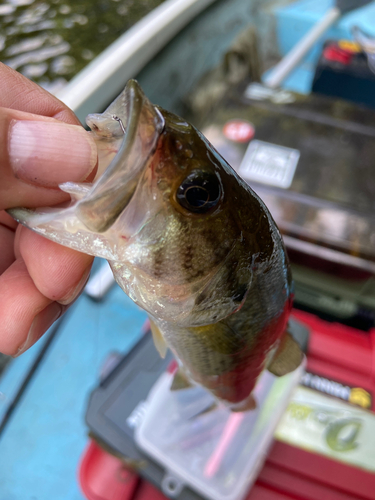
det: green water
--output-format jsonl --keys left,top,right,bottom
{"left": 0, "top": 0, "right": 165, "bottom": 93}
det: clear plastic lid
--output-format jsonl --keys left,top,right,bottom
{"left": 135, "top": 364, "right": 304, "bottom": 500}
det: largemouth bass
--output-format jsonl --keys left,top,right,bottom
{"left": 10, "top": 80, "right": 303, "bottom": 411}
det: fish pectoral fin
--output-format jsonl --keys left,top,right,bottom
{"left": 170, "top": 367, "right": 194, "bottom": 391}
{"left": 149, "top": 319, "right": 168, "bottom": 359}
{"left": 267, "top": 328, "right": 304, "bottom": 377}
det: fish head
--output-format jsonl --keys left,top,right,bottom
{"left": 9, "top": 80, "right": 276, "bottom": 326}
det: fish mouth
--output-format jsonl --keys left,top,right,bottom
{"left": 76, "top": 79, "right": 165, "bottom": 233}
{"left": 7, "top": 80, "right": 165, "bottom": 261}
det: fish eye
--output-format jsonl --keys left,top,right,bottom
{"left": 176, "top": 170, "right": 221, "bottom": 213}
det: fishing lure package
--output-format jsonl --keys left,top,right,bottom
{"left": 134, "top": 364, "right": 304, "bottom": 500}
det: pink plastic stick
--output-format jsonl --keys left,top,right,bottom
{"left": 204, "top": 412, "right": 245, "bottom": 478}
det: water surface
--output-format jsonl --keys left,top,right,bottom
{"left": 0, "top": 0, "right": 165, "bottom": 93}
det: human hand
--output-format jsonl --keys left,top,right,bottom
{"left": 0, "top": 63, "right": 98, "bottom": 357}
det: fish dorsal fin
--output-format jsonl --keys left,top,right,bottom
{"left": 267, "top": 328, "right": 304, "bottom": 377}
{"left": 149, "top": 319, "right": 168, "bottom": 359}
{"left": 170, "top": 367, "right": 193, "bottom": 391}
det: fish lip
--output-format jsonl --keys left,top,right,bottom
{"left": 75, "top": 79, "right": 165, "bottom": 234}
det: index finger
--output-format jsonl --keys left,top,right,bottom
{"left": 0, "top": 63, "right": 80, "bottom": 124}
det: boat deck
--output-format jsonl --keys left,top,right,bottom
{"left": 0, "top": 275, "right": 146, "bottom": 500}
{"left": 1, "top": 0, "right": 375, "bottom": 498}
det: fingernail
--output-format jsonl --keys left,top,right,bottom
{"left": 14, "top": 302, "right": 62, "bottom": 357}
{"left": 9, "top": 120, "right": 97, "bottom": 187}
{"left": 58, "top": 266, "right": 91, "bottom": 305}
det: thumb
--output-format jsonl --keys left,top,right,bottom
{"left": 1, "top": 107, "right": 97, "bottom": 210}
